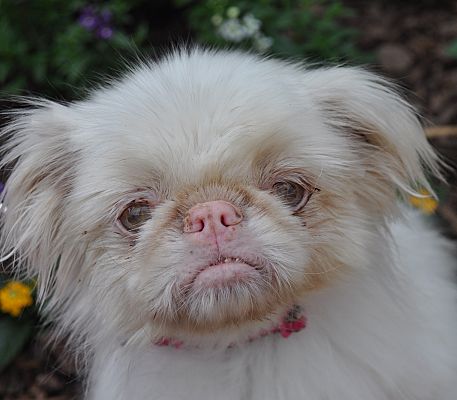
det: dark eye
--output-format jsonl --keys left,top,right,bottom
{"left": 118, "top": 201, "right": 153, "bottom": 232}
{"left": 272, "top": 181, "right": 311, "bottom": 211}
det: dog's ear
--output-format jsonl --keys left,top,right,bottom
{"left": 1, "top": 100, "right": 79, "bottom": 301}
{"left": 311, "top": 67, "right": 442, "bottom": 200}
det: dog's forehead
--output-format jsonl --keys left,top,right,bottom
{"left": 73, "top": 51, "right": 333, "bottom": 191}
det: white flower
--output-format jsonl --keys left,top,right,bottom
{"left": 226, "top": 6, "right": 240, "bottom": 19}
{"left": 254, "top": 35, "right": 273, "bottom": 52}
{"left": 211, "top": 14, "right": 223, "bottom": 26}
{"left": 242, "top": 14, "right": 261, "bottom": 36}
{"left": 218, "top": 18, "right": 248, "bottom": 42}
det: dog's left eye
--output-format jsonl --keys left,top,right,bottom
{"left": 119, "top": 201, "right": 153, "bottom": 232}
{"left": 272, "top": 181, "right": 312, "bottom": 211}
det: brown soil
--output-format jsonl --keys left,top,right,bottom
{"left": 0, "top": 333, "right": 81, "bottom": 399}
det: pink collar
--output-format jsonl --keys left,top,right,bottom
{"left": 155, "top": 305, "right": 307, "bottom": 349}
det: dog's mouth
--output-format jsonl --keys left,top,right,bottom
{"left": 191, "top": 256, "right": 261, "bottom": 288}
{"left": 171, "top": 255, "right": 285, "bottom": 331}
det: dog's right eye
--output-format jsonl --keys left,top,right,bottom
{"left": 272, "top": 181, "right": 314, "bottom": 212}
{"left": 118, "top": 201, "right": 153, "bottom": 232}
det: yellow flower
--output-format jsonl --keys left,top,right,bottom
{"left": 409, "top": 188, "right": 438, "bottom": 215}
{"left": 0, "top": 281, "right": 33, "bottom": 317}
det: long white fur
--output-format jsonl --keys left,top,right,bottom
{"left": 0, "top": 48, "right": 455, "bottom": 399}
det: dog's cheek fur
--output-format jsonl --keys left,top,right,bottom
{"left": 0, "top": 103, "right": 109, "bottom": 359}
{"left": 0, "top": 104, "right": 141, "bottom": 356}
{"left": 0, "top": 103, "right": 81, "bottom": 300}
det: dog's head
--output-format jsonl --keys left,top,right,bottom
{"left": 0, "top": 49, "right": 440, "bottom": 345}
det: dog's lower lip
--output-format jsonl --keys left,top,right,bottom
{"left": 192, "top": 257, "right": 259, "bottom": 286}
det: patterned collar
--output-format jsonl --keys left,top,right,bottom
{"left": 155, "top": 305, "right": 307, "bottom": 349}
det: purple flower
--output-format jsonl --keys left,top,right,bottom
{"left": 96, "top": 26, "right": 113, "bottom": 39}
{"left": 78, "top": 6, "right": 98, "bottom": 31}
{"left": 78, "top": 6, "right": 114, "bottom": 40}
{"left": 0, "top": 182, "right": 4, "bottom": 194}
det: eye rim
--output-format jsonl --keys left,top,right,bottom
{"left": 271, "top": 180, "right": 318, "bottom": 212}
{"left": 117, "top": 199, "right": 155, "bottom": 234}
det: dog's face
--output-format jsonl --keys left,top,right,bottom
{"left": 0, "top": 50, "right": 438, "bottom": 343}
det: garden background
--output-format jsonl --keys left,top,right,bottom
{"left": 0, "top": 1, "right": 456, "bottom": 399}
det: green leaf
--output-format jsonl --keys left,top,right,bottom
{"left": 446, "top": 40, "right": 457, "bottom": 59}
{"left": 110, "top": 32, "right": 134, "bottom": 49}
{"left": 133, "top": 23, "right": 149, "bottom": 44}
{"left": 0, "top": 316, "right": 33, "bottom": 372}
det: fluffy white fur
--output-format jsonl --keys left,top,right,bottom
{"left": 1, "top": 49, "right": 456, "bottom": 399}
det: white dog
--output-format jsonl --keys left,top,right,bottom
{"left": 1, "top": 49, "right": 456, "bottom": 400}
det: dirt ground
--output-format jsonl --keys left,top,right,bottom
{"left": 350, "top": 1, "right": 457, "bottom": 126}
{"left": 1, "top": 1, "right": 456, "bottom": 399}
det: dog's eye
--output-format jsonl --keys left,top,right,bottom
{"left": 272, "top": 181, "right": 312, "bottom": 211}
{"left": 119, "top": 201, "right": 153, "bottom": 232}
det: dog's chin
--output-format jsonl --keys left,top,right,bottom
{"left": 159, "top": 258, "right": 292, "bottom": 333}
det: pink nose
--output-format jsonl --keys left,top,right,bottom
{"left": 183, "top": 201, "right": 243, "bottom": 242}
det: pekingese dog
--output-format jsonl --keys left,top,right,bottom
{"left": 1, "top": 49, "right": 456, "bottom": 400}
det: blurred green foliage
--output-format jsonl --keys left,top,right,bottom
{"left": 0, "top": 0, "right": 367, "bottom": 100}
{"left": 0, "top": 0, "right": 150, "bottom": 98}
{"left": 175, "top": 0, "right": 367, "bottom": 62}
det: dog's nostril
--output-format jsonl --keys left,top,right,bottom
{"left": 193, "top": 218, "right": 205, "bottom": 232}
{"left": 183, "top": 215, "right": 203, "bottom": 233}
{"left": 220, "top": 209, "right": 242, "bottom": 227}
{"left": 183, "top": 201, "right": 243, "bottom": 234}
